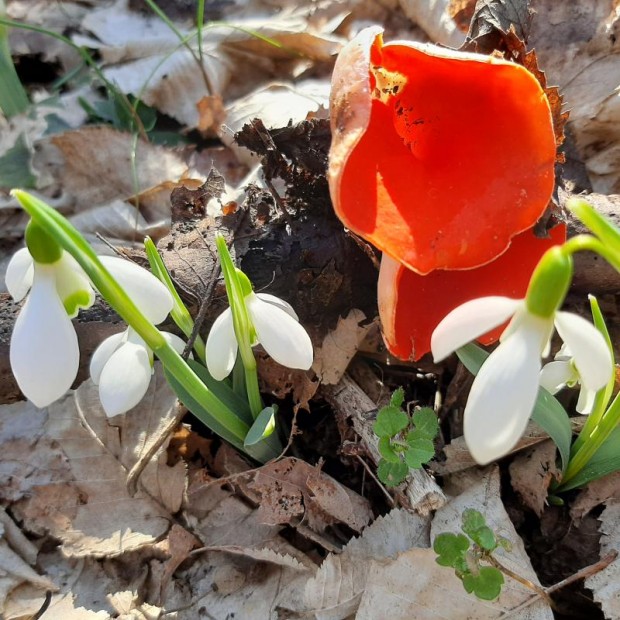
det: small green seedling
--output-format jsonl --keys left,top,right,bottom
{"left": 373, "top": 388, "right": 439, "bottom": 487}
{"left": 434, "top": 509, "right": 512, "bottom": 600}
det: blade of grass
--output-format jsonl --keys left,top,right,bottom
{"left": 0, "top": 0, "right": 29, "bottom": 117}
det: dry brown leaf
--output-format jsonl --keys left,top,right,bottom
{"left": 74, "top": 368, "right": 187, "bottom": 514}
{"left": 312, "top": 309, "right": 374, "bottom": 385}
{"left": 509, "top": 440, "right": 559, "bottom": 517}
{"left": 241, "top": 457, "right": 372, "bottom": 534}
{"left": 571, "top": 472, "right": 620, "bottom": 523}
{"left": 430, "top": 468, "right": 553, "bottom": 619}
{"left": 529, "top": 1, "right": 620, "bottom": 193}
{"left": 222, "top": 80, "right": 330, "bottom": 166}
{"left": 278, "top": 508, "right": 430, "bottom": 618}
{"left": 399, "top": 0, "right": 467, "bottom": 46}
{"left": 9, "top": 370, "right": 185, "bottom": 558}
{"left": 4, "top": 550, "right": 158, "bottom": 619}
{"left": 39, "top": 126, "right": 189, "bottom": 212}
{"left": 586, "top": 500, "right": 620, "bottom": 619}
{"left": 257, "top": 352, "right": 319, "bottom": 409}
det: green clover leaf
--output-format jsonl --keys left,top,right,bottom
{"left": 374, "top": 406, "right": 409, "bottom": 438}
{"left": 462, "top": 566, "right": 504, "bottom": 600}
{"left": 377, "top": 459, "right": 408, "bottom": 487}
{"left": 433, "top": 533, "right": 470, "bottom": 567}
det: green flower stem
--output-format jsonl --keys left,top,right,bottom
{"left": 215, "top": 234, "right": 264, "bottom": 419}
{"left": 13, "top": 191, "right": 278, "bottom": 462}
{"left": 569, "top": 296, "right": 615, "bottom": 457}
{"left": 144, "top": 236, "right": 206, "bottom": 364}
{"left": 561, "top": 391, "right": 620, "bottom": 489}
{"left": 232, "top": 354, "right": 246, "bottom": 397}
{"left": 562, "top": 234, "right": 620, "bottom": 273}
{"left": 568, "top": 199, "right": 620, "bottom": 259}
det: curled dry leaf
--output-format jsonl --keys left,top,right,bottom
{"left": 509, "top": 440, "right": 559, "bottom": 517}
{"left": 312, "top": 308, "right": 374, "bottom": 385}
{"left": 240, "top": 457, "right": 372, "bottom": 534}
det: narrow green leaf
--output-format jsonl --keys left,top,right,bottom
{"left": 558, "top": 425, "right": 620, "bottom": 491}
{"left": 374, "top": 406, "right": 409, "bottom": 438}
{"left": 0, "top": 133, "right": 36, "bottom": 188}
{"left": 185, "top": 359, "right": 253, "bottom": 425}
{"left": 377, "top": 459, "right": 408, "bottom": 487}
{"left": 457, "top": 343, "right": 571, "bottom": 471}
{"left": 245, "top": 405, "right": 277, "bottom": 447}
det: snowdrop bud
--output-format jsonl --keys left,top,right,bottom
{"left": 24, "top": 221, "right": 62, "bottom": 264}
{"left": 525, "top": 247, "right": 573, "bottom": 318}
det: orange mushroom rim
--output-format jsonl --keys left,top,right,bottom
{"left": 328, "top": 27, "right": 558, "bottom": 276}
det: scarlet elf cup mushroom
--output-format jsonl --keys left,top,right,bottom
{"left": 328, "top": 27, "right": 564, "bottom": 360}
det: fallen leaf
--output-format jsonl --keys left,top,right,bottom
{"left": 509, "top": 440, "right": 559, "bottom": 517}
{"left": 39, "top": 126, "right": 189, "bottom": 212}
{"left": 278, "top": 508, "right": 430, "bottom": 618}
{"left": 529, "top": 2, "right": 620, "bottom": 193}
{"left": 241, "top": 457, "right": 373, "bottom": 534}
{"left": 399, "top": 0, "right": 467, "bottom": 46}
{"left": 571, "top": 472, "right": 620, "bottom": 523}
{"left": 430, "top": 468, "right": 553, "bottom": 618}
{"left": 586, "top": 500, "right": 620, "bottom": 619}
{"left": 9, "top": 370, "right": 184, "bottom": 557}
{"left": 312, "top": 309, "right": 373, "bottom": 385}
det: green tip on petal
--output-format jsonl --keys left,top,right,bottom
{"left": 63, "top": 288, "right": 94, "bottom": 317}
{"left": 236, "top": 268, "right": 253, "bottom": 297}
{"left": 526, "top": 247, "right": 573, "bottom": 318}
{"left": 25, "top": 221, "right": 62, "bottom": 264}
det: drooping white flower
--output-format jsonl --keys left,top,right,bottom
{"left": 540, "top": 344, "right": 600, "bottom": 414}
{"left": 7, "top": 248, "right": 95, "bottom": 408}
{"left": 431, "top": 297, "right": 612, "bottom": 464}
{"left": 90, "top": 327, "right": 185, "bottom": 417}
{"left": 206, "top": 292, "right": 313, "bottom": 381}
{"left": 89, "top": 256, "right": 182, "bottom": 417}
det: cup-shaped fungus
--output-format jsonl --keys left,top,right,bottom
{"left": 378, "top": 224, "right": 567, "bottom": 361}
{"left": 328, "top": 27, "right": 557, "bottom": 274}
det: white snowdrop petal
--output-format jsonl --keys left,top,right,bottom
{"left": 248, "top": 295, "right": 313, "bottom": 370}
{"left": 256, "top": 293, "right": 299, "bottom": 321}
{"left": 99, "top": 255, "right": 173, "bottom": 324}
{"left": 5, "top": 248, "right": 34, "bottom": 301}
{"left": 90, "top": 331, "right": 127, "bottom": 385}
{"left": 206, "top": 309, "right": 238, "bottom": 380}
{"left": 464, "top": 320, "right": 543, "bottom": 465}
{"left": 10, "top": 265, "right": 79, "bottom": 407}
{"left": 555, "top": 311, "right": 612, "bottom": 391}
{"left": 576, "top": 386, "right": 597, "bottom": 415}
{"left": 431, "top": 296, "right": 522, "bottom": 362}
{"left": 98, "top": 340, "right": 152, "bottom": 417}
{"left": 162, "top": 331, "right": 187, "bottom": 355}
{"left": 539, "top": 360, "right": 573, "bottom": 395}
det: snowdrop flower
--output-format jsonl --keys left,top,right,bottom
{"left": 7, "top": 241, "right": 95, "bottom": 408}
{"left": 89, "top": 256, "right": 185, "bottom": 417}
{"left": 206, "top": 292, "right": 313, "bottom": 381}
{"left": 540, "top": 344, "right": 600, "bottom": 415}
{"left": 431, "top": 247, "right": 612, "bottom": 464}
